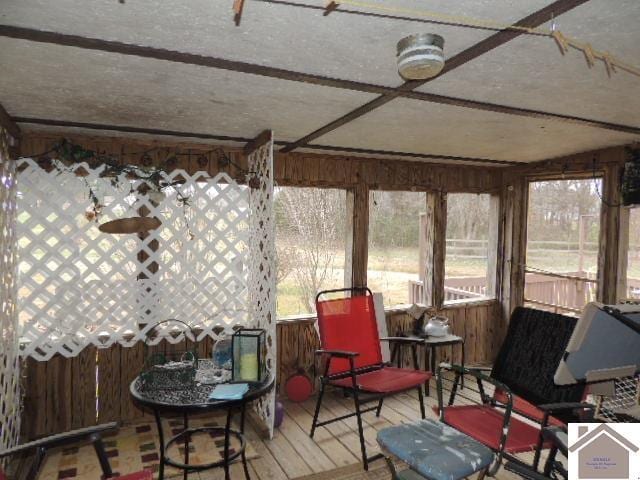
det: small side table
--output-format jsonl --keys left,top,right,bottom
{"left": 391, "top": 334, "right": 465, "bottom": 396}
{"left": 421, "top": 334, "right": 465, "bottom": 396}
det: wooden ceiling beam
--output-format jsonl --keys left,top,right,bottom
{"left": 0, "top": 25, "right": 390, "bottom": 96}
{"left": 403, "top": 91, "right": 640, "bottom": 136}
{"left": 244, "top": 129, "right": 273, "bottom": 156}
{"left": 4, "top": 10, "right": 640, "bottom": 142}
{"left": 12, "top": 116, "right": 253, "bottom": 144}
{"left": 301, "top": 143, "right": 522, "bottom": 166}
{"left": 280, "top": 0, "right": 592, "bottom": 152}
{"left": 13, "top": 116, "right": 516, "bottom": 166}
{"left": 423, "top": 0, "right": 591, "bottom": 81}
{"left": 0, "top": 102, "right": 21, "bottom": 139}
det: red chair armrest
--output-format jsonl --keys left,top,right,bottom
{"left": 380, "top": 337, "right": 423, "bottom": 344}
{"left": 537, "top": 402, "right": 594, "bottom": 412}
{"left": 315, "top": 349, "right": 359, "bottom": 358}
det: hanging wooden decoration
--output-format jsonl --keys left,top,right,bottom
{"left": 98, "top": 216, "right": 162, "bottom": 234}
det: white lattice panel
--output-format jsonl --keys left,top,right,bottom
{"left": 247, "top": 133, "right": 277, "bottom": 438}
{"left": 16, "top": 158, "right": 253, "bottom": 360}
{"left": 0, "top": 128, "right": 22, "bottom": 455}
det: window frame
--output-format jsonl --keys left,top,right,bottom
{"left": 521, "top": 174, "right": 605, "bottom": 314}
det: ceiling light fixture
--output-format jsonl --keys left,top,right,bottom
{"left": 397, "top": 33, "right": 445, "bottom": 80}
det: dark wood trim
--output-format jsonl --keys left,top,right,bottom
{"left": 281, "top": 0, "right": 593, "bottom": 151}
{"left": 0, "top": 25, "right": 389, "bottom": 96}
{"left": 428, "top": 0, "right": 591, "bottom": 79}
{"left": 507, "top": 145, "right": 634, "bottom": 175}
{"left": 14, "top": 116, "right": 516, "bottom": 166}
{"left": 422, "top": 191, "right": 448, "bottom": 308}
{"left": 12, "top": 116, "right": 254, "bottom": 144}
{"left": 279, "top": 95, "right": 399, "bottom": 152}
{"left": 0, "top": 102, "right": 21, "bottom": 139}
{"left": 348, "top": 185, "right": 369, "bottom": 287}
{"left": 302, "top": 143, "right": 523, "bottom": 166}
{"left": 244, "top": 129, "right": 273, "bottom": 156}
{"left": 403, "top": 91, "right": 640, "bottom": 136}
{"left": 4, "top": 16, "right": 639, "bottom": 140}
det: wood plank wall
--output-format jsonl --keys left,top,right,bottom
{"left": 22, "top": 301, "right": 503, "bottom": 439}
{"left": 18, "top": 133, "right": 503, "bottom": 193}
{"left": 18, "top": 132, "right": 634, "bottom": 442}
{"left": 23, "top": 338, "right": 215, "bottom": 439}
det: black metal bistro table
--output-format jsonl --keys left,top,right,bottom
{"left": 130, "top": 374, "right": 274, "bottom": 480}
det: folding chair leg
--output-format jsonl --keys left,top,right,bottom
{"left": 417, "top": 386, "right": 426, "bottom": 419}
{"left": 310, "top": 381, "right": 326, "bottom": 438}
{"left": 477, "top": 467, "right": 488, "bottom": 480}
{"left": 544, "top": 443, "right": 559, "bottom": 477}
{"left": 353, "top": 389, "right": 369, "bottom": 470}
{"left": 384, "top": 456, "right": 399, "bottom": 480}
{"left": 533, "top": 413, "right": 550, "bottom": 471}
{"left": 376, "top": 397, "right": 384, "bottom": 417}
{"left": 91, "top": 434, "right": 113, "bottom": 478}
{"left": 26, "top": 446, "right": 46, "bottom": 480}
{"left": 532, "top": 431, "right": 545, "bottom": 471}
{"left": 448, "top": 372, "right": 460, "bottom": 406}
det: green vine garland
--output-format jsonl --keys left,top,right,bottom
{"left": 28, "top": 139, "right": 258, "bottom": 232}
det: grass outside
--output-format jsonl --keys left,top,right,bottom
{"left": 276, "top": 246, "right": 640, "bottom": 317}
{"left": 276, "top": 246, "right": 491, "bottom": 316}
{"left": 18, "top": 233, "right": 640, "bottom": 318}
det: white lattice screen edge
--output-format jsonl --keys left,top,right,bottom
{"left": 247, "top": 134, "right": 277, "bottom": 437}
{"left": 0, "top": 128, "right": 22, "bottom": 455}
{"left": 15, "top": 152, "right": 274, "bottom": 363}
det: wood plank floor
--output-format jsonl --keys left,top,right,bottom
{"left": 194, "top": 376, "right": 538, "bottom": 480}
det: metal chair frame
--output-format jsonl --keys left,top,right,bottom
{"left": 0, "top": 423, "right": 126, "bottom": 480}
{"left": 310, "top": 287, "right": 429, "bottom": 470}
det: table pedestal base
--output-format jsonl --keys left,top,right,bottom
{"left": 154, "top": 409, "right": 250, "bottom": 480}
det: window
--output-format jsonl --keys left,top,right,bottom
{"left": 525, "top": 179, "right": 601, "bottom": 314}
{"left": 367, "top": 191, "right": 426, "bottom": 307}
{"left": 444, "top": 193, "right": 494, "bottom": 304}
{"left": 626, "top": 208, "right": 640, "bottom": 299}
{"left": 274, "top": 187, "right": 347, "bottom": 317}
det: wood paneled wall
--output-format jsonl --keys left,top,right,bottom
{"left": 22, "top": 338, "right": 215, "bottom": 439}
{"left": 23, "top": 301, "right": 503, "bottom": 440}
{"left": 274, "top": 301, "right": 505, "bottom": 399}
{"left": 18, "top": 131, "right": 635, "bottom": 443}
{"left": 18, "top": 133, "right": 503, "bottom": 193}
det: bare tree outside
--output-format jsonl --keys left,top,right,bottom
{"left": 525, "top": 178, "right": 602, "bottom": 313}
{"left": 368, "top": 191, "right": 426, "bottom": 306}
{"left": 275, "top": 187, "right": 346, "bottom": 314}
{"left": 444, "top": 193, "right": 492, "bottom": 303}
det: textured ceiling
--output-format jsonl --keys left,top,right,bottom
{"left": 0, "top": 0, "right": 546, "bottom": 87}
{"left": 419, "top": 0, "right": 640, "bottom": 127}
{"left": 0, "top": 37, "right": 375, "bottom": 142}
{"left": 1, "top": 0, "right": 639, "bottom": 164}
{"left": 314, "top": 98, "right": 639, "bottom": 162}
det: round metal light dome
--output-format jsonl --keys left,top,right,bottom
{"left": 397, "top": 33, "right": 445, "bottom": 80}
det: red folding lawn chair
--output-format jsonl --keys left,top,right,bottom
{"left": 437, "top": 307, "right": 593, "bottom": 474}
{"left": 310, "top": 287, "right": 432, "bottom": 470}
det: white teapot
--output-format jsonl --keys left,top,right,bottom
{"left": 423, "top": 315, "right": 451, "bottom": 337}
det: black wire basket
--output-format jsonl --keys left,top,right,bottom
{"left": 139, "top": 319, "right": 199, "bottom": 392}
